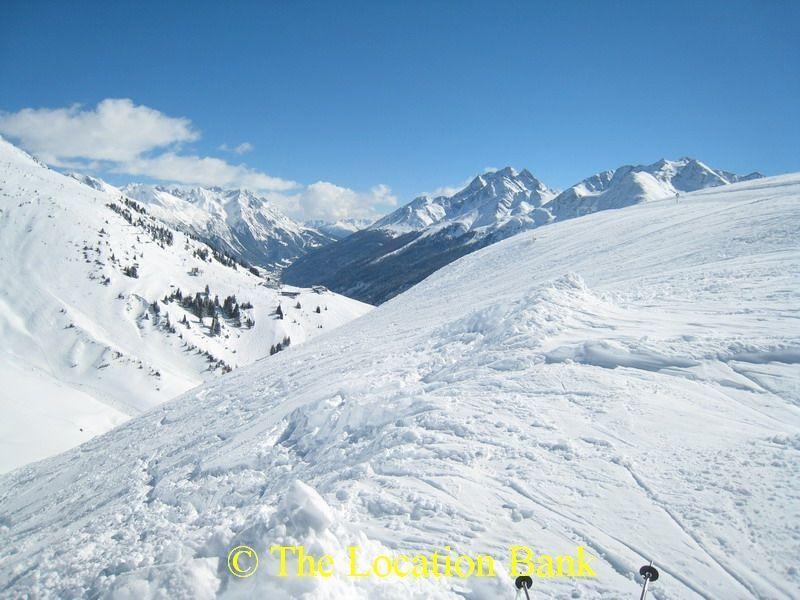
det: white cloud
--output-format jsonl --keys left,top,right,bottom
{"left": 0, "top": 99, "right": 198, "bottom": 163}
{"left": 420, "top": 175, "right": 473, "bottom": 199}
{"left": 279, "top": 181, "right": 397, "bottom": 221}
{"left": 117, "top": 153, "right": 297, "bottom": 191}
{"left": 0, "top": 99, "right": 294, "bottom": 191}
{"left": 219, "top": 142, "right": 253, "bottom": 155}
{"left": 0, "top": 98, "right": 398, "bottom": 215}
{"left": 426, "top": 184, "right": 463, "bottom": 198}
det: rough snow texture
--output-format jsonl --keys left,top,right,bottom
{"left": 1, "top": 173, "right": 798, "bottom": 599}
{"left": 0, "top": 137, "right": 372, "bottom": 473}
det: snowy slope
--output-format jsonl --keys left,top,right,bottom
{"left": 119, "top": 183, "right": 334, "bottom": 270}
{"left": 283, "top": 168, "right": 557, "bottom": 303}
{"left": 2, "top": 173, "right": 798, "bottom": 598}
{"left": 545, "top": 157, "right": 763, "bottom": 220}
{"left": 0, "top": 137, "right": 372, "bottom": 473}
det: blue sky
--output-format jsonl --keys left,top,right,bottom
{"left": 1, "top": 0, "right": 798, "bottom": 220}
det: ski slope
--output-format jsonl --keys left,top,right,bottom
{"left": 1, "top": 174, "right": 798, "bottom": 598}
{"left": 0, "top": 137, "right": 371, "bottom": 473}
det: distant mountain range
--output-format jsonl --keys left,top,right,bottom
{"left": 118, "top": 184, "right": 335, "bottom": 271}
{"left": 304, "top": 218, "right": 374, "bottom": 240}
{"left": 547, "top": 157, "right": 763, "bottom": 220}
{"left": 69, "top": 175, "right": 378, "bottom": 271}
{"left": 283, "top": 158, "right": 763, "bottom": 304}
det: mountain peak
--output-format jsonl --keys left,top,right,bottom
{"left": 120, "top": 183, "right": 333, "bottom": 269}
{"left": 546, "top": 157, "right": 764, "bottom": 221}
{"left": 492, "top": 166, "right": 517, "bottom": 178}
{"left": 465, "top": 173, "right": 487, "bottom": 192}
{"left": 371, "top": 166, "right": 555, "bottom": 235}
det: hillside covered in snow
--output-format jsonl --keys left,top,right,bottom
{"left": 118, "top": 183, "right": 333, "bottom": 271}
{"left": 283, "top": 159, "right": 762, "bottom": 305}
{"left": 1, "top": 172, "right": 797, "bottom": 598}
{"left": 0, "top": 137, "right": 372, "bottom": 473}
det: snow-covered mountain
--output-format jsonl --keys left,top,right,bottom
{"left": 2, "top": 172, "right": 797, "bottom": 598}
{"left": 374, "top": 167, "right": 556, "bottom": 233}
{"left": 0, "top": 137, "right": 372, "bottom": 473}
{"left": 117, "top": 183, "right": 334, "bottom": 271}
{"left": 284, "top": 160, "right": 762, "bottom": 305}
{"left": 546, "top": 157, "right": 763, "bottom": 220}
{"left": 283, "top": 167, "right": 557, "bottom": 304}
{"left": 304, "top": 218, "right": 374, "bottom": 240}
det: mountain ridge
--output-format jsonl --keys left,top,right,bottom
{"left": 283, "top": 158, "right": 762, "bottom": 304}
{"left": 118, "top": 183, "right": 334, "bottom": 271}
{"left": 546, "top": 157, "right": 764, "bottom": 220}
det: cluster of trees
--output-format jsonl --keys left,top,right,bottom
{"left": 160, "top": 285, "right": 255, "bottom": 334}
{"left": 182, "top": 230, "right": 255, "bottom": 273}
{"left": 192, "top": 247, "right": 210, "bottom": 261}
{"left": 106, "top": 200, "right": 174, "bottom": 246}
{"left": 123, "top": 264, "right": 139, "bottom": 278}
{"left": 121, "top": 196, "right": 147, "bottom": 215}
{"left": 270, "top": 336, "right": 291, "bottom": 356}
{"left": 190, "top": 245, "right": 243, "bottom": 270}
{"left": 212, "top": 248, "right": 238, "bottom": 269}
{"left": 141, "top": 221, "right": 174, "bottom": 246}
{"left": 149, "top": 303, "right": 179, "bottom": 334}
{"left": 181, "top": 338, "right": 233, "bottom": 373}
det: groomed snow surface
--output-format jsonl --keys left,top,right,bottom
{"left": 1, "top": 174, "right": 799, "bottom": 598}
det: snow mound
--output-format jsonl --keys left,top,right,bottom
{"left": 545, "top": 340, "right": 700, "bottom": 371}
{"left": 277, "top": 480, "right": 336, "bottom": 534}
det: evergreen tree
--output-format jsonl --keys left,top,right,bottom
{"left": 210, "top": 315, "right": 221, "bottom": 336}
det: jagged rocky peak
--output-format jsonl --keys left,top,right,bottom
{"left": 373, "top": 166, "right": 556, "bottom": 233}
{"left": 119, "top": 183, "right": 334, "bottom": 269}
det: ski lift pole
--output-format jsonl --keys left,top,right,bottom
{"left": 515, "top": 575, "right": 533, "bottom": 600}
{"left": 638, "top": 561, "right": 659, "bottom": 600}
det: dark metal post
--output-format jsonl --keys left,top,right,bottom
{"left": 638, "top": 561, "right": 659, "bottom": 600}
